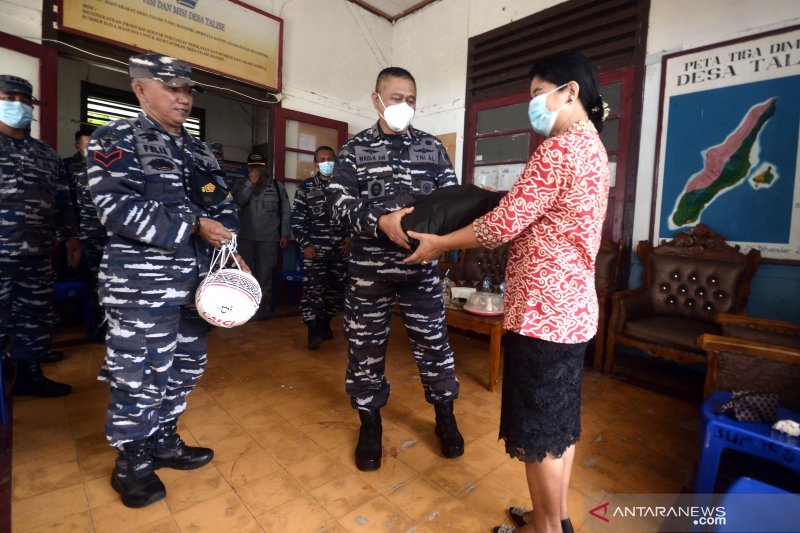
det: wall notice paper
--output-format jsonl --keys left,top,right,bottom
{"left": 59, "top": 0, "right": 282, "bottom": 91}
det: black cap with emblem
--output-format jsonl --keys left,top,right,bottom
{"left": 0, "top": 75, "right": 39, "bottom": 103}
{"left": 128, "top": 53, "right": 202, "bottom": 91}
{"left": 247, "top": 153, "right": 267, "bottom": 166}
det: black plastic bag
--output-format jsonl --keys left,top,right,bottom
{"left": 400, "top": 185, "right": 505, "bottom": 250}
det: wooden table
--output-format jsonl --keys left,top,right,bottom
{"left": 445, "top": 307, "right": 505, "bottom": 391}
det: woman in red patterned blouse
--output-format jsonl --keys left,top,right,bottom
{"left": 405, "top": 51, "right": 609, "bottom": 533}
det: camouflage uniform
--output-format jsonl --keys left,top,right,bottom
{"left": 0, "top": 130, "right": 78, "bottom": 365}
{"left": 326, "top": 123, "right": 460, "bottom": 410}
{"left": 87, "top": 112, "right": 237, "bottom": 447}
{"left": 62, "top": 152, "right": 84, "bottom": 222}
{"left": 63, "top": 152, "right": 108, "bottom": 276}
{"left": 290, "top": 173, "right": 348, "bottom": 326}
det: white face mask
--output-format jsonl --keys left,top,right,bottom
{"left": 377, "top": 94, "right": 415, "bottom": 132}
{"left": 317, "top": 161, "right": 334, "bottom": 176}
{"left": 528, "top": 83, "right": 571, "bottom": 137}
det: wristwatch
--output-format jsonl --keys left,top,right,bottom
{"left": 193, "top": 217, "right": 202, "bottom": 234}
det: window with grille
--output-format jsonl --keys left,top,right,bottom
{"left": 81, "top": 82, "right": 205, "bottom": 138}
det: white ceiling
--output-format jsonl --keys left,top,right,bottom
{"left": 347, "top": 0, "right": 440, "bottom": 22}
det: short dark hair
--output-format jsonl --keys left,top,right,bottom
{"left": 74, "top": 128, "right": 94, "bottom": 142}
{"left": 528, "top": 51, "right": 604, "bottom": 132}
{"left": 375, "top": 67, "right": 416, "bottom": 93}
{"left": 314, "top": 145, "right": 335, "bottom": 161}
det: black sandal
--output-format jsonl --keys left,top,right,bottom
{"left": 506, "top": 507, "right": 574, "bottom": 533}
{"left": 508, "top": 507, "right": 528, "bottom": 527}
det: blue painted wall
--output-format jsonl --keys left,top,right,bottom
{"left": 628, "top": 258, "right": 800, "bottom": 324}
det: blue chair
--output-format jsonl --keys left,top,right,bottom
{"left": 695, "top": 391, "right": 800, "bottom": 494}
{"left": 270, "top": 242, "right": 303, "bottom": 311}
{"left": 54, "top": 281, "right": 93, "bottom": 339}
{"left": 710, "top": 477, "right": 799, "bottom": 532}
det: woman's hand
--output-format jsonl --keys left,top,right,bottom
{"left": 403, "top": 231, "right": 444, "bottom": 265}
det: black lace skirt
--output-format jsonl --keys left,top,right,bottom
{"left": 499, "top": 331, "right": 586, "bottom": 463}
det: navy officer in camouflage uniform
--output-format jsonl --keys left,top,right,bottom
{"left": 290, "top": 145, "right": 350, "bottom": 349}
{"left": 62, "top": 128, "right": 93, "bottom": 221}
{"left": 64, "top": 128, "right": 109, "bottom": 340}
{"left": 326, "top": 67, "right": 464, "bottom": 471}
{"left": 87, "top": 54, "right": 240, "bottom": 508}
{"left": 0, "top": 74, "right": 80, "bottom": 397}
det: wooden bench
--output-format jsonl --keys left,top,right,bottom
{"left": 445, "top": 307, "right": 505, "bottom": 391}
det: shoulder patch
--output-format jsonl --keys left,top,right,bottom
{"left": 96, "top": 130, "right": 122, "bottom": 152}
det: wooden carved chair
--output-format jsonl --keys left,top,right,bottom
{"left": 605, "top": 224, "right": 761, "bottom": 373}
{"left": 700, "top": 314, "right": 800, "bottom": 410}
{"left": 592, "top": 239, "right": 624, "bottom": 371}
{"left": 443, "top": 244, "right": 511, "bottom": 290}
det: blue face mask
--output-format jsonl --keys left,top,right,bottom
{"left": 318, "top": 161, "right": 334, "bottom": 176}
{"left": 0, "top": 100, "right": 34, "bottom": 129}
{"left": 527, "top": 83, "right": 569, "bottom": 137}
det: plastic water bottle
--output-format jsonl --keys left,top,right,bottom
{"left": 442, "top": 269, "right": 452, "bottom": 304}
{"left": 482, "top": 275, "right": 492, "bottom": 293}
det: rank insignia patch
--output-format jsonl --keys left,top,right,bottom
{"left": 94, "top": 149, "right": 123, "bottom": 168}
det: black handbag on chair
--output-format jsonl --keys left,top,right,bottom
{"left": 717, "top": 390, "right": 779, "bottom": 423}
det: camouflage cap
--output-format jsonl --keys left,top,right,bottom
{"left": 247, "top": 153, "right": 267, "bottom": 166}
{"left": 0, "top": 75, "right": 39, "bottom": 103}
{"left": 209, "top": 142, "right": 224, "bottom": 158}
{"left": 128, "top": 53, "right": 201, "bottom": 90}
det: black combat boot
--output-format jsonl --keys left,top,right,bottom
{"left": 11, "top": 361, "right": 71, "bottom": 397}
{"left": 319, "top": 317, "right": 333, "bottom": 340}
{"left": 40, "top": 351, "right": 65, "bottom": 363}
{"left": 111, "top": 439, "right": 167, "bottom": 508}
{"left": 355, "top": 409, "right": 382, "bottom": 471}
{"left": 307, "top": 322, "right": 322, "bottom": 350}
{"left": 150, "top": 420, "right": 214, "bottom": 470}
{"left": 434, "top": 401, "right": 464, "bottom": 458}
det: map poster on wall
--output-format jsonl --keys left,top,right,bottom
{"left": 59, "top": 0, "right": 282, "bottom": 91}
{"left": 653, "top": 25, "right": 800, "bottom": 262}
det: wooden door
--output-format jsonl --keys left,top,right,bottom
{"left": 598, "top": 67, "right": 634, "bottom": 242}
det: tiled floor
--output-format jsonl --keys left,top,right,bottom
{"left": 10, "top": 313, "right": 701, "bottom": 532}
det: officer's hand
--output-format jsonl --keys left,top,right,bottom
{"left": 341, "top": 237, "right": 351, "bottom": 258}
{"left": 231, "top": 253, "right": 251, "bottom": 274}
{"left": 66, "top": 239, "right": 82, "bottom": 268}
{"left": 403, "top": 231, "right": 443, "bottom": 265}
{"left": 303, "top": 246, "right": 316, "bottom": 260}
{"left": 378, "top": 207, "right": 414, "bottom": 250}
{"left": 197, "top": 218, "right": 233, "bottom": 248}
{"left": 279, "top": 236, "right": 290, "bottom": 249}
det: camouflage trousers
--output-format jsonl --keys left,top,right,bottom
{"left": 99, "top": 305, "right": 207, "bottom": 447}
{"left": 0, "top": 256, "right": 55, "bottom": 363}
{"left": 344, "top": 266, "right": 459, "bottom": 411}
{"left": 81, "top": 236, "right": 107, "bottom": 278}
{"left": 81, "top": 236, "right": 107, "bottom": 328}
{"left": 300, "top": 254, "right": 347, "bottom": 325}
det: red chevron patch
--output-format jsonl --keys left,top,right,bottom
{"left": 93, "top": 149, "right": 123, "bottom": 168}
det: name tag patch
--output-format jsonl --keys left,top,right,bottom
{"left": 355, "top": 145, "right": 388, "bottom": 164}
{"left": 410, "top": 140, "right": 438, "bottom": 163}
